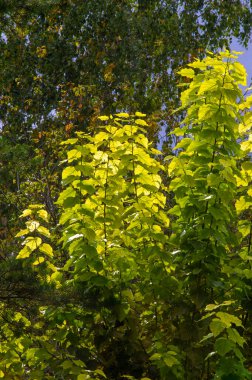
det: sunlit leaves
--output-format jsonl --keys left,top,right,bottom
{"left": 169, "top": 50, "right": 252, "bottom": 375}
{"left": 177, "top": 68, "right": 195, "bottom": 78}
{"left": 135, "top": 119, "right": 148, "bottom": 126}
{"left": 39, "top": 243, "right": 53, "bottom": 258}
{"left": 24, "top": 237, "right": 42, "bottom": 251}
{"left": 37, "top": 209, "right": 49, "bottom": 222}
{"left": 16, "top": 246, "right": 32, "bottom": 259}
{"left": 12, "top": 52, "right": 252, "bottom": 379}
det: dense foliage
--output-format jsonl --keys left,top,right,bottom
{"left": 1, "top": 2, "right": 252, "bottom": 379}
{"left": 0, "top": 51, "right": 250, "bottom": 379}
{"left": 1, "top": 0, "right": 252, "bottom": 243}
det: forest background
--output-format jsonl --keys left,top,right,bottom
{"left": 0, "top": 1, "right": 252, "bottom": 379}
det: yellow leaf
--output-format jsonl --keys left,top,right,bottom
{"left": 198, "top": 78, "right": 217, "bottom": 95}
{"left": 39, "top": 243, "right": 53, "bottom": 257}
{"left": 177, "top": 68, "right": 195, "bottom": 78}
{"left": 20, "top": 209, "right": 33, "bottom": 218}
{"left": 135, "top": 119, "right": 148, "bottom": 126}
{"left": 231, "top": 50, "right": 243, "bottom": 55}
{"left": 135, "top": 112, "right": 146, "bottom": 117}
{"left": 29, "top": 204, "right": 43, "bottom": 209}
{"left": 135, "top": 134, "right": 148, "bottom": 148}
{"left": 232, "top": 61, "right": 247, "bottom": 86}
{"left": 236, "top": 196, "right": 248, "bottom": 213}
{"left": 15, "top": 229, "right": 29, "bottom": 237}
{"left": 241, "top": 139, "right": 252, "bottom": 152}
{"left": 62, "top": 166, "right": 81, "bottom": 180}
{"left": 238, "top": 223, "right": 250, "bottom": 238}
{"left": 238, "top": 121, "right": 252, "bottom": 134}
{"left": 25, "top": 237, "right": 42, "bottom": 251}
{"left": 104, "top": 63, "right": 115, "bottom": 82}
{"left": 33, "top": 257, "right": 45, "bottom": 266}
{"left": 16, "top": 246, "right": 31, "bottom": 259}
{"left": 37, "top": 226, "right": 50, "bottom": 238}
{"left": 239, "top": 95, "right": 252, "bottom": 110}
{"left": 98, "top": 116, "right": 109, "bottom": 121}
{"left": 26, "top": 220, "right": 40, "bottom": 232}
{"left": 0, "top": 370, "right": 4, "bottom": 378}
{"left": 36, "top": 46, "right": 47, "bottom": 58}
{"left": 115, "top": 112, "right": 129, "bottom": 118}
{"left": 235, "top": 175, "right": 248, "bottom": 187}
{"left": 49, "top": 272, "right": 62, "bottom": 286}
{"left": 37, "top": 209, "right": 49, "bottom": 222}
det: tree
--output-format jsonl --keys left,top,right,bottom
{"left": 4, "top": 51, "right": 252, "bottom": 379}
{"left": 1, "top": 0, "right": 252, "bottom": 301}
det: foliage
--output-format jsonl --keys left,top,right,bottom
{"left": 1, "top": 0, "right": 252, "bottom": 242}
{"left": 1, "top": 51, "right": 250, "bottom": 379}
{"left": 1, "top": 5, "right": 252, "bottom": 358}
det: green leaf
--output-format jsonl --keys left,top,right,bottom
{"left": 67, "top": 234, "right": 84, "bottom": 243}
{"left": 221, "top": 168, "right": 236, "bottom": 184}
{"left": 173, "top": 137, "right": 191, "bottom": 150}
{"left": 198, "top": 104, "right": 218, "bottom": 121}
{"left": 205, "top": 304, "right": 221, "bottom": 311}
{"left": 214, "top": 337, "right": 233, "bottom": 356}
{"left": 210, "top": 318, "right": 226, "bottom": 337}
{"left": 204, "top": 351, "right": 216, "bottom": 361}
{"left": 149, "top": 353, "right": 162, "bottom": 361}
{"left": 94, "top": 369, "right": 107, "bottom": 378}
{"left": 207, "top": 173, "right": 221, "bottom": 187}
{"left": 209, "top": 207, "right": 223, "bottom": 220}
{"left": 200, "top": 332, "right": 214, "bottom": 343}
{"left": 227, "top": 328, "right": 245, "bottom": 347}
{"left": 77, "top": 375, "right": 89, "bottom": 380}
{"left": 163, "top": 353, "right": 180, "bottom": 367}
{"left": 187, "top": 140, "right": 208, "bottom": 153}
{"left": 216, "top": 312, "right": 242, "bottom": 327}
{"left": 57, "top": 186, "right": 77, "bottom": 205}
{"left": 61, "top": 360, "right": 73, "bottom": 370}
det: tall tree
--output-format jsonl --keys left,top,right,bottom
{"left": 0, "top": 1, "right": 252, "bottom": 352}
{"left": 5, "top": 51, "right": 252, "bottom": 379}
{"left": 1, "top": 0, "right": 252, "bottom": 230}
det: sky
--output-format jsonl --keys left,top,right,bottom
{"left": 231, "top": 38, "right": 252, "bottom": 87}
